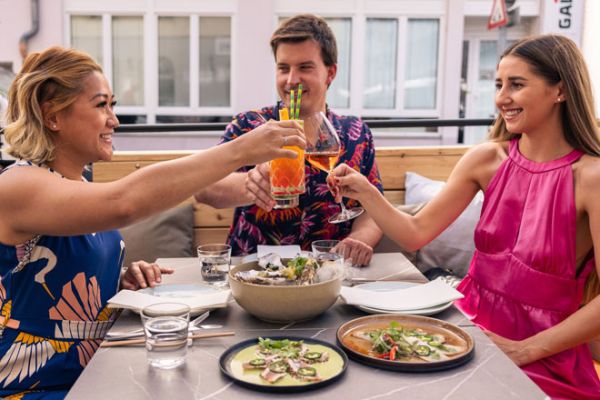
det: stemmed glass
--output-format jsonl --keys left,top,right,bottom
{"left": 304, "top": 112, "right": 364, "bottom": 224}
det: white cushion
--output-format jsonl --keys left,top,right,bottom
{"left": 405, "top": 172, "right": 483, "bottom": 277}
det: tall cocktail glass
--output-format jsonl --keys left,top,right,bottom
{"left": 304, "top": 112, "right": 364, "bottom": 223}
{"left": 270, "top": 121, "right": 305, "bottom": 209}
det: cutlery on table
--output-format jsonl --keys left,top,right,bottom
{"left": 343, "top": 278, "right": 427, "bottom": 286}
{"left": 100, "top": 331, "right": 235, "bottom": 348}
{"left": 105, "top": 310, "right": 223, "bottom": 341}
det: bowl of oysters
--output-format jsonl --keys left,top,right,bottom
{"left": 229, "top": 253, "right": 343, "bottom": 323}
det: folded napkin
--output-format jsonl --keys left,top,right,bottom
{"left": 340, "top": 278, "right": 464, "bottom": 311}
{"left": 257, "top": 245, "right": 302, "bottom": 259}
{"left": 107, "top": 289, "right": 231, "bottom": 312}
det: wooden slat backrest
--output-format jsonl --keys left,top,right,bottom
{"left": 93, "top": 146, "right": 470, "bottom": 246}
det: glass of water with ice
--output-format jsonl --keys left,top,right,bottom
{"left": 197, "top": 243, "right": 231, "bottom": 287}
{"left": 140, "top": 302, "right": 190, "bottom": 369}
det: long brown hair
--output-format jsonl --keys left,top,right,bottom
{"left": 488, "top": 34, "right": 600, "bottom": 157}
{"left": 4, "top": 46, "right": 102, "bottom": 165}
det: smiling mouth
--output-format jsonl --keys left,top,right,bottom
{"left": 503, "top": 108, "right": 522, "bottom": 120}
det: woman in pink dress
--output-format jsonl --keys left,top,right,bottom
{"left": 329, "top": 34, "right": 600, "bottom": 399}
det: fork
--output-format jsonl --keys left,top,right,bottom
{"left": 105, "top": 310, "right": 220, "bottom": 341}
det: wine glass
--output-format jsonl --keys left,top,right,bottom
{"left": 304, "top": 112, "right": 364, "bottom": 224}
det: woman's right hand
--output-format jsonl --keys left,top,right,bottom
{"left": 328, "top": 163, "right": 373, "bottom": 203}
{"left": 235, "top": 120, "right": 305, "bottom": 166}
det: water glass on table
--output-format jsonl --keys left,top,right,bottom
{"left": 312, "top": 239, "right": 356, "bottom": 279}
{"left": 140, "top": 302, "right": 190, "bottom": 369}
{"left": 197, "top": 243, "right": 231, "bottom": 287}
{"left": 312, "top": 239, "right": 344, "bottom": 265}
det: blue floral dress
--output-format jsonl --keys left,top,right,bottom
{"left": 0, "top": 161, "right": 123, "bottom": 399}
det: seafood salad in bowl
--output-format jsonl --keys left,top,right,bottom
{"left": 229, "top": 254, "right": 344, "bottom": 322}
{"left": 234, "top": 253, "right": 343, "bottom": 286}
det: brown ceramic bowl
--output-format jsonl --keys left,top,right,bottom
{"left": 229, "top": 261, "right": 342, "bottom": 323}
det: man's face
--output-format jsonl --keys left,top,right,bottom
{"left": 275, "top": 39, "right": 337, "bottom": 118}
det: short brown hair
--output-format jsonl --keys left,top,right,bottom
{"left": 4, "top": 46, "right": 102, "bottom": 164}
{"left": 270, "top": 14, "right": 337, "bottom": 66}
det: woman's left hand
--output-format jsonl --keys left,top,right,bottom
{"left": 484, "top": 330, "right": 534, "bottom": 366}
{"left": 120, "top": 260, "right": 174, "bottom": 290}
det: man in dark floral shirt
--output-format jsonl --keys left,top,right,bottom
{"left": 195, "top": 14, "right": 383, "bottom": 265}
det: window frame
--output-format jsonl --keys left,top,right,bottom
{"left": 276, "top": 11, "right": 445, "bottom": 118}
{"left": 65, "top": 1, "right": 235, "bottom": 124}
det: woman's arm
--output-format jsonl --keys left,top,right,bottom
{"left": 0, "top": 120, "right": 304, "bottom": 243}
{"left": 331, "top": 142, "right": 501, "bottom": 252}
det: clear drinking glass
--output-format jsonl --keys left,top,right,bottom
{"left": 304, "top": 111, "right": 364, "bottom": 223}
{"left": 140, "top": 302, "right": 190, "bottom": 369}
{"left": 197, "top": 244, "right": 231, "bottom": 287}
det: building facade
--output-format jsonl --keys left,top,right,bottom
{"left": 0, "top": 0, "right": 593, "bottom": 149}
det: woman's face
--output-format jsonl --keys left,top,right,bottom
{"left": 53, "top": 71, "right": 119, "bottom": 165}
{"left": 495, "top": 55, "right": 563, "bottom": 137}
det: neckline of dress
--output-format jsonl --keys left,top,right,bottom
{"left": 508, "top": 138, "right": 583, "bottom": 173}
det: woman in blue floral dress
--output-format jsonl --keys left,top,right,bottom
{"left": 0, "top": 46, "right": 305, "bottom": 399}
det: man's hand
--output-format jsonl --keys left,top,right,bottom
{"left": 120, "top": 261, "right": 174, "bottom": 290}
{"left": 245, "top": 163, "right": 275, "bottom": 211}
{"left": 335, "top": 237, "right": 373, "bottom": 267}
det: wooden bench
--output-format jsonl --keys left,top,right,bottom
{"left": 93, "top": 146, "right": 470, "bottom": 247}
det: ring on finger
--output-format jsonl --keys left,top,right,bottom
{"left": 282, "top": 136, "right": 288, "bottom": 147}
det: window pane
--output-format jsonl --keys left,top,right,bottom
{"left": 159, "top": 17, "right": 189, "bottom": 106}
{"left": 404, "top": 19, "right": 439, "bottom": 109}
{"left": 112, "top": 16, "right": 144, "bottom": 106}
{"left": 199, "top": 17, "right": 231, "bottom": 107}
{"left": 71, "top": 16, "right": 103, "bottom": 65}
{"left": 326, "top": 18, "right": 351, "bottom": 109}
{"left": 364, "top": 19, "right": 397, "bottom": 109}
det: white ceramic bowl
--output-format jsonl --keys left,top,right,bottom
{"left": 229, "top": 261, "right": 342, "bottom": 323}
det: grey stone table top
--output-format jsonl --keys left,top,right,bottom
{"left": 66, "top": 253, "right": 548, "bottom": 400}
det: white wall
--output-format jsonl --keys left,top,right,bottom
{"left": 0, "top": 0, "right": 63, "bottom": 72}
{"left": 582, "top": 0, "right": 600, "bottom": 117}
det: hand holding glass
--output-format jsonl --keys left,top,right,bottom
{"left": 304, "top": 112, "right": 364, "bottom": 223}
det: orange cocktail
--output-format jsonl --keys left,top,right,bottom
{"left": 270, "top": 129, "right": 305, "bottom": 209}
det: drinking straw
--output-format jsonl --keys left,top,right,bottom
{"left": 295, "top": 84, "right": 303, "bottom": 119}
{"left": 289, "top": 89, "right": 295, "bottom": 120}
{"left": 279, "top": 107, "right": 289, "bottom": 120}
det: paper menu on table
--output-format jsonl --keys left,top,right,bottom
{"left": 257, "top": 245, "right": 302, "bottom": 259}
{"left": 340, "top": 278, "right": 463, "bottom": 311}
{"left": 107, "top": 289, "right": 230, "bottom": 312}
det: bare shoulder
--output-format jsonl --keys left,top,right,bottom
{"left": 451, "top": 141, "right": 508, "bottom": 186}
{"left": 575, "top": 154, "right": 600, "bottom": 195}
{"left": 0, "top": 165, "right": 59, "bottom": 204}
{"left": 462, "top": 141, "right": 507, "bottom": 164}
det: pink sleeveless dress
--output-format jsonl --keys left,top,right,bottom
{"left": 456, "top": 139, "right": 600, "bottom": 400}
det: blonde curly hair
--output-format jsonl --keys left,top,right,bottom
{"left": 4, "top": 46, "right": 102, "bottom": 165}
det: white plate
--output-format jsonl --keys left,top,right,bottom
{"left": 138, "top": 284, "right": 222, "bottom": 316}
{"left": 352, "top": 282, "right": 454, "bottom": 316}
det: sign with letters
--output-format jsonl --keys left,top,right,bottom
{"left": 541, "top": 0, "right": 584, "bottom": 46}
